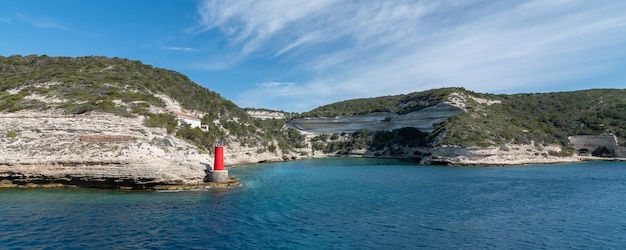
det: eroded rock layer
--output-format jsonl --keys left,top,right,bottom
{"left": 1, "top": 110, "right": 209, "bottom": 189}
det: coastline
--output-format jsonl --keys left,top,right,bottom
{"left": 3, "top": 154, "right": 623, "bottom": 191}
{"left": 2, "top": 111, "right": 623, "bottom": 191}
{"left": 0, "top": 177, "right": 242, "bottom": 191}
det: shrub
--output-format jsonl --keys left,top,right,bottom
{"left": 144, "top": 113, "right": 178, "bottom": 134}
{"left": 268, "top": 144, "right": 277, "bottom": 152}
{"left": 6, "top": 131, "right": 18, "bottom": 138}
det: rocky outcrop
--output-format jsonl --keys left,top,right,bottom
{"left": 287, "top": 102, "right": 464, "bottom": 134}
{"left": 0, "top": 110, "right": 210, "bottom": 189}
{"left": 224, "top": 143, "right": 303, "bottom": 165}
{"left": 288, "top": 91, "right": 592, "bottom": 166}
{"left": 0, "top": 108, "right": 302, "bottom": 189}
{"left": 246, "top": 110, "right": 288, "bottom": 120}
{"left": 309, "top": 141, "right": 582, "bottom": 166}
{"left": 422, "top": 143, "right": 580, "bottom": 166}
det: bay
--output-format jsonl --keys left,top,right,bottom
{"left": 1, "top": 158, "right": 626, "bottom": 249}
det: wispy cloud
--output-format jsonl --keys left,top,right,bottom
{"left": 17, "top": 13, "right": 71, "bottom": 31}
{"left": 0, "top": 17, "right": 11, "bottom": 24}
{"left": 237, "top": 81, "right": 310, "bottom": 110}
{"left": 195, "top": 0, "right": 338, "bottom": 56}
{"left": 163, "top": 46, "right": 197, "bottom": 52}
{"left": 198, "top": 0, "right": 626, "bottom": 111}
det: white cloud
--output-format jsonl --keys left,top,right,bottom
{"left": 17, "top": 13, "right": 71, "bottom": 31}
{"left": 0, "top": 17, "right": 11, "bottom": 23}
{"left": 236, "top": 81, "right": 307, "bottom": 110}
{"left": 163, "top": 46, "right": 196, "bottom": 52}
{"left": 198, "top": 0, "right": 626, "bottom": 112}
{"left": 196, "top": 0, "right": 339, "bottom": 56}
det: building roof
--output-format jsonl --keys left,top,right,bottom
{"left": 173, "top": 111, "right": 200, "bottom": 121}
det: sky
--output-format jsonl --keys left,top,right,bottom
{"left": 1, "top": 0, "right": 625, "bottom": 112}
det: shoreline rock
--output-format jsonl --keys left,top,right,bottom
{"left": 0, "top": 176, "right": 242, "bottom": 191}
{"left": 0, "top": 110, "right": 210, "bottom": 189}
{"left": 2, "top": 110, "right": 621, "bottom": 191}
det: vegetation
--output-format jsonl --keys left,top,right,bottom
{"left": 301, "top": 87, "right": 468, "bottom": 117}
{"left": 301, "top": 88, "right": 626, "bottom": 148}
{"left": 0, "top": 90, "right": 46, "bottom": 112}
{"left": 371, "top": 127, "right": 430, "bottom": 149}
{"left": 0, "top": 54, "right": 307, "bottom": 154}
{"left": 4, "top": 54, "right": 625, "bottom": 155}
{"left": 144, "top": 113, "right": 178, "bottom": 134}
{"left": 6, "top": 131, "right": 17, "bottom": 138}
{"left": 310, "top": 127, "right": 431, "bottom": 156}
{"left": 0, "top": 54, "right": 237, "bottom": 116}
{"left": 311, "top": 129, "right": 373, "bottom": 154}
{"left": 440, "top": 89, "right": 626, "bottom": 147}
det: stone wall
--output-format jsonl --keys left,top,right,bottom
{"left": 568, "top": 135, "right": 625, "bottom": 157}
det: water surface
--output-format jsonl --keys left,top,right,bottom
{"left": 1, "top": 158, "right": 625, "bottom": 249}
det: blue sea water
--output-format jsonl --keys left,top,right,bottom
{"left": 1, "top": 158, "right": 626, "bottom": 249}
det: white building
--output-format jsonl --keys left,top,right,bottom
{"left": 174, "top": 111, "right": 201, "bottom": 129}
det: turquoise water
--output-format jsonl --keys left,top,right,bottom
{"left": 1, "top": 158, "right": 626, "bottom": 249}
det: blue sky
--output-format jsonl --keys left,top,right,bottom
{"left": 1, "top": 0, "right": 625, "bottom": 112}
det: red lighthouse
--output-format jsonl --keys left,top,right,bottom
{"left": 214, "top": 143, "right": 225, "bottom": 171}
{"left": 210, "top": 140, "right": 228, "bottom": 182}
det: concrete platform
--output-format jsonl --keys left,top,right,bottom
{"left": 209, "top": 170, "right": 229, "bottom": 183}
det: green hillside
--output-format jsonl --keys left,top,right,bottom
{"left": 301, "top": 87, "right": 468, "bottom": 117}
{"left": 302, "top": 88, "right": 626, "bottom": 149}
{"left": 0, "top": 55, "right": 236, "bottom": 115}
{"left": 0, "top": 54, "right": 305, "bottom": 153}
{"left": 442, "top": 89, "right": 626, "bottom": 147}
{"left": 3, "top": 54, "right": 624, "bottom": 156}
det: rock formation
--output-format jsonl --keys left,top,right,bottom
{"left": 287, "top": 102, "right": 464, "bottom": 134}
{"left": 0, "top": 110, "right": 210, "bottom": 189}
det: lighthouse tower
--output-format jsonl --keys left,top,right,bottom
{"left": 210, "top": 140, "right": 229, "bottom": 182}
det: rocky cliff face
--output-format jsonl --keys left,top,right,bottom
{"left": 287, "top": 102, "right": 464, "bottom": 134}
{"left": 0, "top": 55, "right": 306, "bottom": 189}
{"left": 288, "top": 91, "right": 592, "bottom": 165}
{"left": 0, "top": 110, "right": 210, "bottom": 188}
{"left": 246, "top": 110, "right": 288, "bottom": 120}
{"left": 0, "top": 107, "right": 302, "bottom": 188}
{"left": 423, "top": 143, "right": 579, "bottom": 166}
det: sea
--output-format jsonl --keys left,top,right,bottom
{"left": 1, "top": 158, "right": 625, "bottom": 249}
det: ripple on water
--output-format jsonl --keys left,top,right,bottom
{"left": 2, "top": 160, "right": 626, "bottom": 248}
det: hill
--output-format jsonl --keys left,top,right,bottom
{"left": 0, "top": 55, "right": 307, "bottom": 189}
{"left": 289, "top": 87, "right": 626, "bottom": 164}
{"left": 2, "top": 54, "right": 624, "bottom": 182}
{"left": 0, "top": 54, "right": 306, "bottom": 155}
{"left": 442, "top": 89, "right": 626, "bottom": 147}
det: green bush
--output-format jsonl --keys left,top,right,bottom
{"left": 6, "top": 131, "right": 17, "bottom": 138}
{"left": 144, "top": 113, "right": 178, "bottom": 134}
{"left": 267, "top": 144, "right": 277, "bottom": 152}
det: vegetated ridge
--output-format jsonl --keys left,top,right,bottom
{"left": 290, "top": 87, "right": 626, "bottom": 165}
{"left": 0, "top": 54, "right": 306, "bottom": 156}
{"left": 0, "top": 55, "right": 307, "bottom": 189}
{"left": 1, "top": 54, "right": 624, "bottom": 189}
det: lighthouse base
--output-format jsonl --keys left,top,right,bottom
{"left": 209, "top": 170, "right": 229, "bottom": 183}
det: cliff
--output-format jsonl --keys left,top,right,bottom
{"left": 2, "top": 54, "right": 624, "bottom": 189}
{"left": 0, "top": 55, "right": 305, "bottom": 189}
{"left": 245, "top": 109, "right": 291, "bottom": 120}
{"left": 0, "top": 110, "right": 208, "bottom": 189}
{"left": 292, "top": 88, "right": 626, "bottom": 165}
{"left": 288, "top": 102, "right": 463, "bottom": 134}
